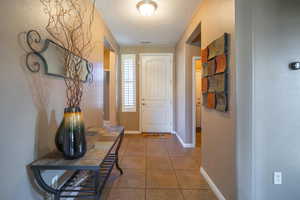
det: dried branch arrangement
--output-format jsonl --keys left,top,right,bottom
{"left": 40, "top": 0, "right": 96, "bottom": 108}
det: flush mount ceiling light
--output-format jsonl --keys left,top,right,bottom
{"left": 136, "top": 0, "right": 158, "bottom": 16}
{"left": 140, "top": 41, "right": 152, "bottom": 44}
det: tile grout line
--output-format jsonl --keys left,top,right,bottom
{"left": 105, "top": 135, "right": 210, "bottom": 199}
{"left": 107, "top": 134, "right": 213, "bottom": 200}
{"left": 146, "top": 136, "right": 173, "bottom": 196}
{"left": 166, "top": 135, "right": 186, "bottom": 200}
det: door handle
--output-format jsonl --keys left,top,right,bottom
{"left": 142, "top": 103, "right": 146, "bottom": 106}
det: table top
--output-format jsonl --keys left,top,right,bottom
{"left": 30, "top": 126, "right": 124, "bottom": 170}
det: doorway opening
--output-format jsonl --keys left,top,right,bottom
{"left": 186, "top": 22, "right": 201, "bottom": 147}
{"left": 192, "top": 56, "right": 202, "bottom": 147}
{"left": 103, "top": 39, "right": 117, "bottom": 126}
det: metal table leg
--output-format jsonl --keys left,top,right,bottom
{"left": 31, "top": 167, "right": 59, "bottom": 198}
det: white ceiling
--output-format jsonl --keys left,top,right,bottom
{"left": 95, "top": 0, "right": 202, "bottom": 46}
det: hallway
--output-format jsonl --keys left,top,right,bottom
{"left": 102, "top": 134, "right": 217, "bottom": 200}
{"left": 1, "top": 0, "right": 300, "bottom": 199}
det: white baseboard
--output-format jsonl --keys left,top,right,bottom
{"left": 200, "top": 167, "right": 226, "bottom": 200}
{"left": 176, "top": 133, "right": 194, "bottom": 148}
{"left": 125, "top": 130, "right": 141, "bottom": 134}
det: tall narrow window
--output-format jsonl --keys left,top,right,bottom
{"left": 121, "top": 54, "right": 136, "bottom": 112}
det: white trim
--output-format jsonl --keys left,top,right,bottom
{"left": 171, "top": 131, "right": 177, "bottom": 135}
{"left": 124, "top": 130, "right": 141, "bottom": 134}
{"left": 139, "top": 53, "right": 174, "bottom": 56}
{"left": 251, "top": 11, "right": 256, "bottom": 200}
{"left": 170, "top": 54, "right": 174, "bottom": 134}
{"left": 192, "top": 56, "right": 201, "bottom": 148}
{"left": 139, "top": 53, "right": 174, "bottom": 133}
{"left": 200, "top": 167, "right": 226, "bottom": 200}
{"left": 121, "top": 54, "right": 137, "bottom": 112}
{"left": 139, "top": 54, "right": 142, "bottom": 133}
{"left": 176, "top": 133, "right": 194, "bottom": 148}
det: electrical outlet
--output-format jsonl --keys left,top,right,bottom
{"left": 274, "top": 172, "right": 282, "bottom": 185}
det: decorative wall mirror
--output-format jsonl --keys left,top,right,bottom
{"left": 26, "top": 30, "right": 93, "bottom": 83}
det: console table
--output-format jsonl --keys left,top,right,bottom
{"left": 30, "top": 126, "right": 124, "bottom": 200}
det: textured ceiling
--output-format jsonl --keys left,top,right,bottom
{"left": 95, "top": 0, "right": 202, "bottom": 46}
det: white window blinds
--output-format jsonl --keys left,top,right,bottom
{"left": 121, "top": 54, "right": 136, "bottom": 112}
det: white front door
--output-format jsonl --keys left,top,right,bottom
{"left": 140, "top": 54, "right": 173, "bottom": 133}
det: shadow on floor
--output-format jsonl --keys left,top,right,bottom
{"left": 101, "top": 134, "right": 217, "bottom": 200}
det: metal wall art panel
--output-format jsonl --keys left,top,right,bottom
{"left": 202, "top": 93, "right": 208, "bottom": 107}
{"left": 201, "top": 32, "right": 229, "bottom": 112}
{"left": 214, "top": 73, "right": 227, "bottom": 92}
{"left": 216, "top": 92, "right": 227, "bottom": 112}
{"left": 208, "top": 33, "right": 228, "bottom": 60}
{"left": 216, "top": 54, "right": 227, "bottom": 73}
{"left": 201, "top": 47, "right": 209, "bottom": 64}
{"left": 208, "top": 76, "right": 216, "bottom": 92}
{"left": 202, "top": 63, "right": 209, "bottom": 77}
{"left": 207, "top": 59, "right": 216, "bottom": 76}
{"left": 202, "top": 77, "right": 208, "bottom": 93}
{"left": 207, "top": 93, "right": 216, "bottom": 109}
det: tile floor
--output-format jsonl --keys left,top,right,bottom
{"left": 101, "top": 134, "right": 217, "bottom": 200}
{"left": 196, "top": 131, "right": 201, "bottom": 147}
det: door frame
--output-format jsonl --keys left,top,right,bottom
{"left": 192, "top": 56, "right": 201, "bottom": 147}
{"left": 139, "top": 53, "right": 174, "bottom": 133}
{"left": 103, "top": 37, "right": 119, "bottom": 125}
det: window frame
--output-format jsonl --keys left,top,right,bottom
{"left": 121, "top": 54, "right": 137, "bottom": 112}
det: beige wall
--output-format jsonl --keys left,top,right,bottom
{"left": 175, "top": 42, "right": 186, "bottom": 136}
{"left": 118, "top": 46, "right": 175, "bottom": 131}
{"left": 175, "top": 0, "right": 236, "bottom": 199}
{"left": 236, "top": 0, "right": 253, "bottom": 199}
{"left": 109, "top": 51, "right": 118, "bottom": 125}
{"left": 241, "top": 0, "right": 300, "bottom": 199}
{"left": 0, "top": 0, "right": 118, "bottom": 199}
{"left": 236, "top": 1, "right": 300, "bottom": 199}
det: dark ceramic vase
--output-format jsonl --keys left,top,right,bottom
{"left": 55, "top": 107, "right": 87, "bottom": 159}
